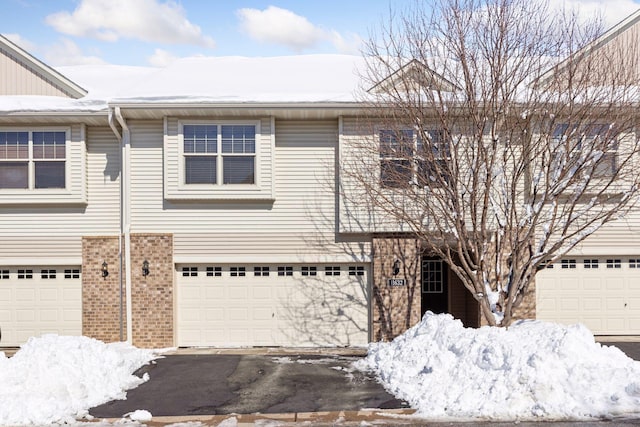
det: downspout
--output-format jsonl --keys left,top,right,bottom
{"left": 114, "top": 106, "right": 133, "bottom": 345}
{"left": 108, "top": 108, "right": 125, "bottom": 342}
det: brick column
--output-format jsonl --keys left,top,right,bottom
{"left": 372, "top": 236, "right": 422, "bottom": 341}
{"left": 82, "top": 236, "right": 126, "bottom": 342}
{"left": 130, "top": 233, "right": 174, "bottom": 348}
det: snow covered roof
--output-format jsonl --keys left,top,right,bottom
{"left": 0, "top": 54, "right": 368, "bottom": 115}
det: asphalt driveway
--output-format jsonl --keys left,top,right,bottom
{"left": 89, "top": 353, "right": 407, "bottom": 418}
{"left": 89, "top": 341, "right": 639, "bottom": 420}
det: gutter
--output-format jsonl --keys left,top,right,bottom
{"left": 113, "top": 107, "right": 133, "bottom": 345}
{"left": 108, "top": 108, "right": 125, "bottom": 342}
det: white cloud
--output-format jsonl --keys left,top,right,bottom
{"left": 45, "top": 0, "right": 215, "bottom": 48}
{"left": 147, "top": 48, "right": 179, "bottom": 67}
{"left": 555, "top": 0, "right": 640, "bottom": 28}
{"left": 43, "top": 38, "right": 106, "bottom": 66}
{"left": 237, "top": 6, "right": 362, "bottom": 54}
{"left": 3, "top": 33, "right": 36, "bottom": 52}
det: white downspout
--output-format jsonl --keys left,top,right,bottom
{"left": 108, "top": 108, "right": 125, "bottom": 342}
{"left": 115, "top": 106, "right": 133, "bottom": 345}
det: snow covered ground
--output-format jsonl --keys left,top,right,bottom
{"left": 2, "top": 317, "right": 640, "bottom": 425}
{"left": 356, "top": 313, "right": 640, "bottom": 421}
{"left": 0, "top": 335, "right": 159, "bottom": 426}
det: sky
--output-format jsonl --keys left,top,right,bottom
{"left": 1, "top": 0, "right": 640, "bottom": 68}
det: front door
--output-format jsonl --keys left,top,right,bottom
{"left": 421, "top": 257, "right": 448, "bottom": 315}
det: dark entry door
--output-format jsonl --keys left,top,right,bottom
{"left": 421, "top": 257, "right": 448, "bottom": 315}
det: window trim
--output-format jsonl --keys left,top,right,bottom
{"left": 166, "top": 119, "right": 274, "bottom": 202}
{"left": 379, "top": 128, "right": 451, "bottom": 189}
{"left": 0, "top": 127, "right": 70, "bottom": 192}
{"left": 0, "top": 126, "right": 86, "bottom": 205}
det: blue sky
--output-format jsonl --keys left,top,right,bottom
{"left": 2, "top": 0, "right": 640, "bottom": 67}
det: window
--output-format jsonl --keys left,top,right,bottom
{"left": 630, "top": 259, "right": 640, "bottom": 269}
{"left": 183, "top": 124, "right": 255, "bottom": 186}
{"left": 380, "top": 129, "right": 413, "bottom": 188}
{"left": 41, "top": 269, "right": 57, "bottom": 279}
{"left": 64, "top": 269, "right": 80, "bottom": 279}
{"left": 206, "top": 266, "right": 222, "bottom": 277}
{"left": 561, "top": 259, "right": 576, "bottom": 269}
{"left": 182, "top": 267, "right": 198, "bottom": 277}
{"left": 552, "top": 123, "right": 617, "bottom": 178}
{"left": 18, "top": 269, "right": 33, "bottom": 279}
{"left": 0, "top": 131, "right": 66, "bottom": 189}
{"left": 0, "top": 270, "right": 8, "bottom": 279}
{"left": 254, "top": 266, "right": 270, "bottom": 276}
{"left": 277, "top": 266, "right": 293, "bottom": 277}
{"left": 301, "top": 266, "right": 317, "bottom": 276}
{"left": 607, "top": 259, "right": 621, "bottom": 269}
{"left": 379, "top": 128, "right": 451, "bottom": 188}
{"left": 349, "top": 266, "right": 365, "bottom": 276}
{"left": 230, "top": 267, "right": 246, "bottom": 277}
{"left": 325, "top": 266, "right": 341, "bottom": 276}
{"left": 583, "top": 259, "right": 599, "bottom": 269}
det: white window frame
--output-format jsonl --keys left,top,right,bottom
{"left": 379, "top": 128, "right": 451, "bottom": 189}
{"left": 0, "top": 127, "right": 69, "bottom": 191}
{"left": 179, "top": 120, "right": 260, "bottom": 188}
{"left": 166, "top": 119, "right": 273, "bottom": 202}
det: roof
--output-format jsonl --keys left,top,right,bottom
{"left": 0, "top": 54, "right": 368, "bottom": 115}
{"left": 536, "top": 8, "right": 640, "bottom": 86}
{"left": 0, "top": 34, "right": 87, "bottom": 99}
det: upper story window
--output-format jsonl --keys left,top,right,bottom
{"left": 552, "top": 123, "right": 617, "bottom": 178}
{"left": 0, "top": 131, "right": 66, "bottom": 190}
{"left": 379, "top": 128, "right": 451, "bottom": 188}
{"left": 183, "top": 124, "right": 255, "bottom": 186}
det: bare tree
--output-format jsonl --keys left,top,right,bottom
{"left": 342, "top": 0, "right": 640, "bottom": 326}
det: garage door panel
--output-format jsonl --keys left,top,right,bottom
{"left": 537, "top": 258, "right": 640, "bottom": 334}
{"left": 0, "top": 266, "right": 82, "bottom": 346}
{"left": 16, "top": 288, "right": 35, "bottom": 300}
{"left": 582, "top": 298, "right": 602, "bottom": 310}
{"left": 176, "top": 264, "right": 369, "bottom": 347}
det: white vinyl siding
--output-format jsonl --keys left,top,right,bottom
{"left": 176, "top": 263, "right": 369, "bottom": 347}
{"left": 0, "top": 127, "right": 120, "bottom": 263}
{"left": 0, "top": 266, "right": 82, "bottom": 346}
{"left": 131, "top": 119, "right": 369, "bottom": 263}
{"left": 0, "top": 49, "right": 72, "bottom": 97}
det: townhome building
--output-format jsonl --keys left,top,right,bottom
{"left": 1, "top": 9, "right": 640, "bottom": 349}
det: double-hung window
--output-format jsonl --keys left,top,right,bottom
{"left": 379, "top": 128, "right": 450, "bottom": 188}
{"left": 0, "top": 130, "right": 66, "bottom": 190}
{"left": 552, "top": 123, "right": 617, "bottom": 178}
{"left": 417, "top": 129, "right": 451, "bottom": 187}
{"left": 379, "top": 129, "right": 414, "bottom": 188}
{"left": 183, "top": 124, "right": 255, "bottom": 185}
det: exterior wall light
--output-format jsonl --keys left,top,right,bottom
{"left": 142, "top": 259, "right": 150, "bottom": 277}
{"left": 392, "top": 260, "right": 401, "bottom": 276}
{"left": 102, "top": 261, "right": 109, "bottom": 278}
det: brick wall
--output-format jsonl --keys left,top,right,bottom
{"left": 130, "top": 233, "right": 174, "bottom": 348}
{"left": 82, "top": 236, "right": 126, "bottom": 342}
{"left": 372, "top": 236, "right": 422, "bottom": 341}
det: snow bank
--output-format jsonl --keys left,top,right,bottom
{"left": 356, "top": 313, "right": 640, "bottom": 421}
{"left": 0, "top": 335, "right": 159, "bottom": 425}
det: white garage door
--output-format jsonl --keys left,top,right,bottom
{"left": 0, "top": 267, "right": 82, "bottom": 346}
{"left": 537, "top": 257, "right": 640, "bottom": 334}
{"left": 176, "top": 264, "right": 370, "bottom": 347}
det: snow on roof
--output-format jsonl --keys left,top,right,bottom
{"left": 0, "top": 55, "right": 366, "bottom": 113}
{"left": 110, "top": 55, "right": 367, "bottom": 104}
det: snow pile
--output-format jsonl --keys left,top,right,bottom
{"left": 0, "top": 335, "right": 159, "bottom": 425}
{"left": 356, "top": 313, "right": 640, "bottom": 421}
